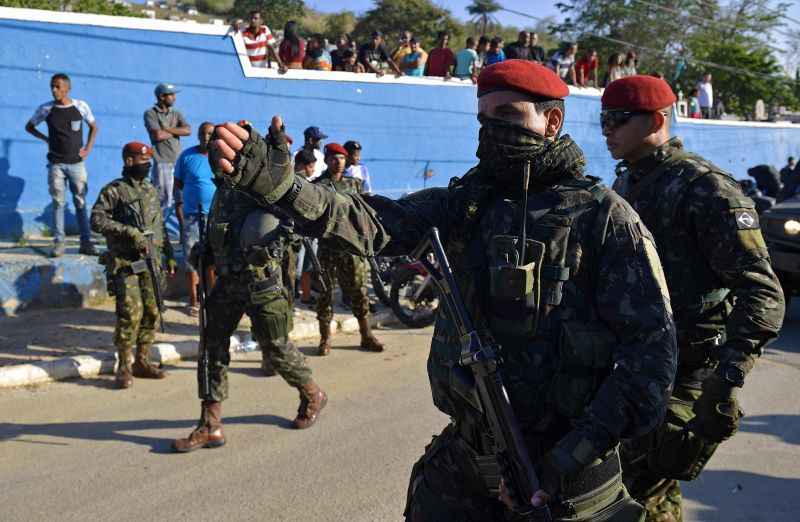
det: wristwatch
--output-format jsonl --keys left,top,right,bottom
{"left": 720, "top": 364, "right": 745, "bottom": 388}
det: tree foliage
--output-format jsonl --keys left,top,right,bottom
{"left": 230, "top": 0, "right": 304, "bottom": 30}
{"left": 352, "top": 0, "right": 463, "bottom": 50}
{"left": 0, "top": 0, "right": 143, "bottom": 16}
{"left": 466, "top": 0, "right": 501, "bottom": 36}
{"left": 323, "top": 10, "right": 357, "bottom": 39}
{"left": 554, "top": 0, "right": 798, "bottom": 113}
{"left": 195, "top": 0, "right": 234, "bottom": 16}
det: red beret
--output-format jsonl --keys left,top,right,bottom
{"left": 324, "top": 143, "right": 348, "bottom": 157}
{"left": 122, "top": 141, "right": 152, "bottom": 158}
{"left": 601, "top": 75, "right": 677, "bottom": 111}
{"left": 477, "top": 59, "right": 569, "bottom": 100}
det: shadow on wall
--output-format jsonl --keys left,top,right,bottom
{"left": 7, "top": 264, "right": 83, "bottom": 316}
{"left": 35, "top": 202, "right": 80, "bottom": 237}
{"left": 0, "top": 139, "right": 24, "bottom": 241}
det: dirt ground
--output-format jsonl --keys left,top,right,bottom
{"left": 0, "top": 298, "right": 325, "bottom": 367}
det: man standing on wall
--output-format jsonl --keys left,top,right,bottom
{"left": 144, "top": 83, "right": 191, "bottom": 224}
{"left": 604, "top": 75, "right": 784, "bottom": 522}
{"left": 26, "top": 73, "right": 99, "bottom": 257}
{"left": 233, "top": 10, "right": 287, "bottom": 73}
{"left": 174, "top": 121, "right": 217, "bottom": 316}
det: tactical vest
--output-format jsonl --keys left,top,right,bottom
{"left": 207, "top": 188, "right": 287, "bottom": 303}
{"left": 429, "top": 171, "right": 619, "bottom": 458}
{"left": 106, "top": 178, "right": 164, "bottom": 262}
{"left": 618, "top": 149, "right": 738, "bottom": 356}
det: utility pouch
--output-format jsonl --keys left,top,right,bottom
{"left": 248, "top": 271, "right": 282, "bottom": 305}
{"left": 209, "top": 222, "right": 229, "bottom": 253}
{"left": 130, "top": 260, "right": 148, "bottom": 274}
{"left": 488, "top": 235, "right": 544, "bottom": 300}
{"left": 487, "top": 236, "right": 545, "bottom": 337}
{"left": 647, "top": 391, "right": 719, "bottom": 481}
{"left": 549, "top": 320, "right": 615, "bottom": 418}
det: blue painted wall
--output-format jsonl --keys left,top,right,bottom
{"left": 1, "top": 15, "right": 799, "bottom": 240}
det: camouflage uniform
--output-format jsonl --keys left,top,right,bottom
{"left": 227, "top": 126, "right": 678, "bottom": 521}
{"left": 312, "top": 171, "right": 371, "bottom": 324}
{"left": 91, "top": 173, "right": 174, "bottom": 377}
{"left": 200, "top": 185, "right": 312, "bottom": 402}
{"left": 613, "top": 138, "right": 785, "bottom": 522}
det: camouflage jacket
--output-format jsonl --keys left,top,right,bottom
{"left": 236, "top": 143, "right": 677, "bottom": 471}
{"left": 312, "top": 170, "right": 364, "bottom": 194}
{"left": 207, "top": 185, "right": 291, "bottom": 284}
{"left": 91, "top": 173, "right": 173, "bottom": 265}
{"left": 613, "top": 137, "right": 784, "bottom": 368}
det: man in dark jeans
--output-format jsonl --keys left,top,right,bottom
{"left": 144, "top": 83, "right": 191, "bottom": 223}
{"left": 26, "top": 73, "right": 99, "bottom": 257}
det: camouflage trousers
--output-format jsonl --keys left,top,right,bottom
{"left": 405, "top": 425, "right": 644, "bottom": 522}
{"left": 113, "top": 270, "right": 160, "bottom": 354}
{"left": 316, "top": 248, "right": 370, "bottom": 324}
{"left": 199, "top": 273, "right": 312, "bottom": 402}
{"left": 621, "top": 381, "right": 719, "bottom": 522}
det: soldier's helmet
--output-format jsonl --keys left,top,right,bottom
{"left": 239, "top": 209, "right": 282, "bottom": 251}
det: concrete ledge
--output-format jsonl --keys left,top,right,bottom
{"left": 0, "top": 310, "right": 399, "bottom": 389}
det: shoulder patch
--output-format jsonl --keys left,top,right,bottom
{"left": 734, "top": 209, "right": 759, "bottom": 230}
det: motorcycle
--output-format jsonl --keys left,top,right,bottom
{"left": 390, "top": 255, "right": 439, "bottom": 328}
{"left": 368, "top": 256, "right": 397, "bottom": 307}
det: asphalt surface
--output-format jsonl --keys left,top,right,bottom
{"left": 2, "top": 305, "right": 800, "bottom": 522}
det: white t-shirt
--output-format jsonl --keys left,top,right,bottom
{"left": 550, "top": 52, "right": 575, "bottom": 79}
{"left": 697, "top": 80, "right": 713, "bottom": 108}
{"left": 345, "top": 164, "right": 372, "bottom": 193}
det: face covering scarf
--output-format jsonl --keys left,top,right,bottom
{"left": 476, "top": 116, "right": 587, "bottom": 190}
{"left": 123, "top": 162, "right": 151, "bottom": 180}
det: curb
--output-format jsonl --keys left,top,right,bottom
{"left": 0, "top": 310, "right": 400, "bottom": 389}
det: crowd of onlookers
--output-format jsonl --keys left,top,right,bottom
{"left": 233, "top": 10, "right": 722, "bottom": 119}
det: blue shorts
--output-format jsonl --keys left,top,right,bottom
{"left": 180, "top": 213, "right": 202, "bottom": 272}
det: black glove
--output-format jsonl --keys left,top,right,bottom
{"left": 691, "top": 370, "right": 743, "bottom": 443}
{"left": 211, "top": 124, "right": 294, "bottom": 204}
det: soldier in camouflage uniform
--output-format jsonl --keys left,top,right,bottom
{"left": 602, "top": 76, "right": 785, "bottom": 522}
{"left": 91, "top": 142, "right": 177, "bottom": 389}
{"left": 173, "top": 182, "right": 327, "bottom": 453}
{"left": 312, "top": 142, "right": 383, "bottom": 355}
{"left": 208, "top": 61, "right": 678, "bottom": 520}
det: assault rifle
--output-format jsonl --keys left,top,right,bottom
{"left": 410, "top": 227, "right": 551, "bottom": 521}
{"left": 142, "top": 230, "right": 166, "bottom": 333}
{"left": 130, "top": 200, "right": 166, "bottom": 333}
{"left": 197, "top": 206, "right": 211, "bottom": 398}
{"left": 302, "top": 238, "right": 327, "bottom": 293}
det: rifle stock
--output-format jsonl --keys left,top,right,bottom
{"left": 411, "top": 227, "right": 551, "bottom": 521}
{"left": 302, "top": 238, "right": 327, "bottom": 293}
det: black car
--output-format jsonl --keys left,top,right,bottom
{"left": 761, "top": 196, "right": 800, "bottom": 297}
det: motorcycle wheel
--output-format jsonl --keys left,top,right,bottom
{"left": 390, "top": 267, "right": 438, "bottom": 328}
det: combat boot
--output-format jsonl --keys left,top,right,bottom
{"left": 132, "top": 344, "right": 167, "bottom": 379}
{"left": 317, "top": 320, "right": 332, "bottom": 356}
{"left": 115, "top": 346, "right": 133, "bottom": 389}
{"left": 173, "top": 401, "right": 226, "bottom": 453}
{"left": 358, "top": 317, "right": 385, "bottom": 352}
{"left": 293, "top": 381, "right": 328, "bottom": 429}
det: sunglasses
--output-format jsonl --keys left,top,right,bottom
{"left": 600, "top": 110, "right": 668, "bottom": 130}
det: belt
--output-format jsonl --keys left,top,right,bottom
{"left": 454, "top": 420, "right": 623, "bottom": 514}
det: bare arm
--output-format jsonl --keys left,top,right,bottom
{"left": 25, "top": 121, "right": 48, "bottom": 143}
{"left": 80, "top": 120, "right": 99, "bottom": 159}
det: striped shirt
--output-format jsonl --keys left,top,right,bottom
{"left": 242, "top": 26, "right": 276, "bottom": 67}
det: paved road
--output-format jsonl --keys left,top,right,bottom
{"left": 2, "top": 307, "right": 800, "bottom": 521}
